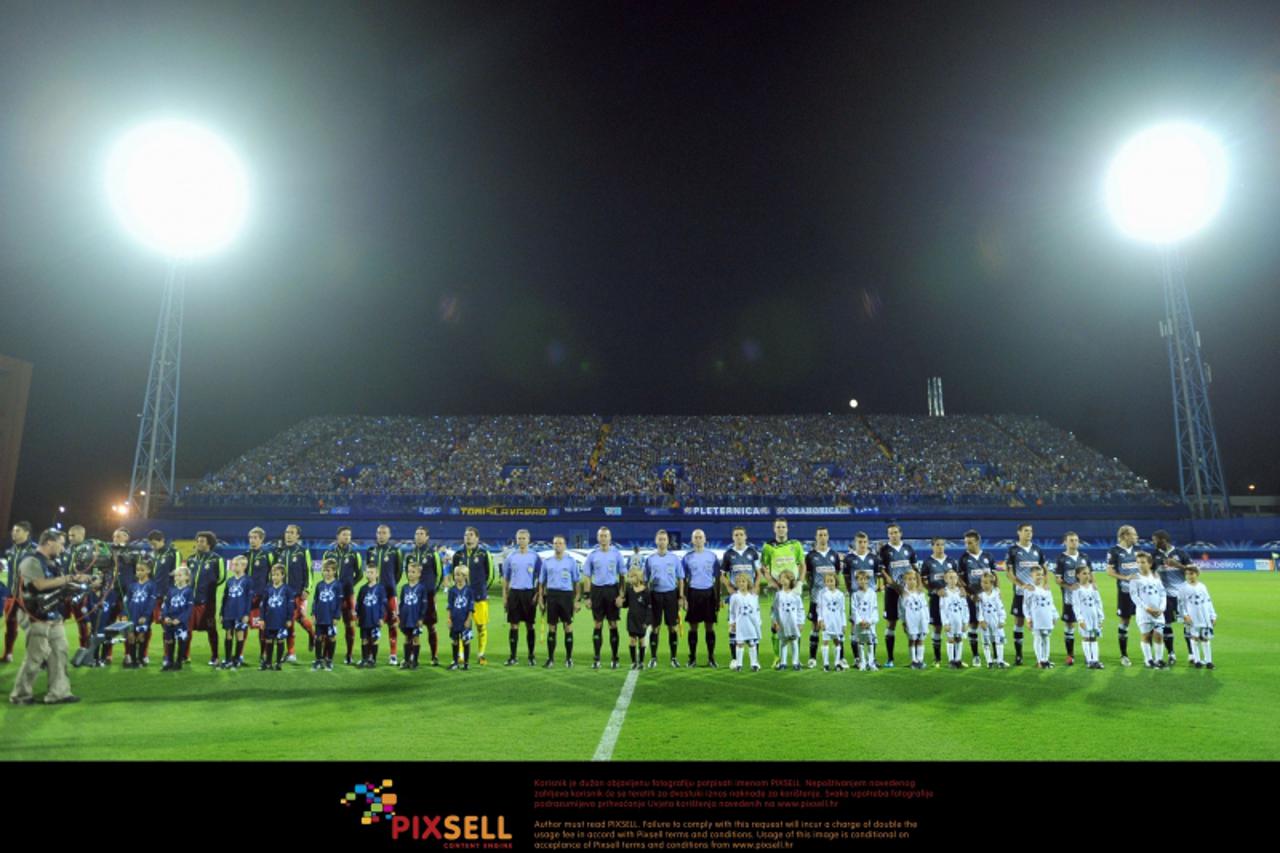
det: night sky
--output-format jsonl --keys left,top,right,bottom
{"left": 3, "top": 0, "right": 1279, "bottom": 527}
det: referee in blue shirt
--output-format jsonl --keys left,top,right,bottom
{"left": 582, "top": 527, "right": 627, "bottom": 669}
{"left": 681, "top": 529, "right": 720, "bottom": 668}
{"left": 539, "top": 535, "right": 583, "bottom": 668}
{"left": 501, "top": 530, "right": 542, "bottom": 666}
{"left": 643, "top": 530, "right": 685, "bottom": 668}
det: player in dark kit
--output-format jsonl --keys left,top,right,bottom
{"left": 720, "top": 526, "right": 760, "bottom": 665}
{"left": 957, "top": 529, "right": 998, "bottom": 667}
{"left": 108, "top": 528, "right": 140, "bottom": 664}
{"left": 402, "top": 526, "right": 442, "bottom": 666}
{"left": 844, "top": 531, "right": 880, "bottom": 666}
{"left": 921, "top": 537, "right": 956, "bottom": 667}
{"left": 1152, "top": 529, "right": 1193, "bottom": 665}
{"left": 145, "top": 530, "right": 181, "bottom": 663}
{"left": 878, "top": 523, "right": 917, "bottom": 668}
{"left": 681, "top": 529, "right": 721, "bottom": 668}
{"left": 276, "top": 524, "right": 315, "bottom": 663}
{"left": 1106, "top": 525, "right": 1143, "bottom": 667}
{"left": 501, "top": 529, "right": 542, "bottom": 666}
{"left": 1055, "top": 532, "right": 1089, "bottom": 666}
{"left": 582, "top": 526, "right": 627, "bottom": 669}
{"left": 241, "top": 526, "right": 276, "bottom": 664}
{"left": 451, "top": 527, "right": 493, "bottom": 665}
{"left": 366, "top": 524, "right": 403, "bottom": 665}
{"left": 185, "top": 531, "right": 225, "bottom": 666}
{"left": 322, "top": 526, "right": 363, "bottom": 665}
{"left": 1004, "top": 523, "right": 1046, "bottom": 666}
{"left": 805, "top": 527, "right": 842, "bottom": 668}
{"left": 539, "top": 535, "right": 582, "bottom": 667}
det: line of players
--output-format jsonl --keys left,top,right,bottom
{"left": 0, "top": 517, "right": 1219, "bottom": 673}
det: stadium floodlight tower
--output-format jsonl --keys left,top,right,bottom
{"left": 106, "top": 119, "right": 250, "bottom": 518}
{"left": 1105, "top": 121, "right": 1229, "bottom": 518}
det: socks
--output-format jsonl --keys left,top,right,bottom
{"left": 968, "top": 629, "right": 979, "bottom": 659}
{"left": 509, "top": 628, "right": 519, "bottom": 658}
{"left": 705, "top": 625, "right": 715, "bottom": 662}
{"left": 526, "top": 624, "right": 536, "bottom": 657}
{"left": 810, "top": 633, "right": 820, "bottom": 662}
{"left": 547, "top": 629, "right": 557, "bottom": 663}
{"left": 593, "top": 628, "right": 603, "bottom": 659}
{"left": 1119, "top": 624, "right": 1130, "bottom": 658}
{"left": 565, "top": 633, "right": 573, "bottom": 661}
{"left": 885, "top": 627, "right": 895, "bottom": 662}
{"left": 668, "top": 628, "right": 678, "bottom": 661}
{"left": 1014, "top": 626, "right": 1024, "bottom": 659}
{"left": 735, "top": 645, "right": 744, "bottom": 668}
{"left": 428, "top": 628, "right": 438, "bottom": 659}
{"left": 610, "top": 627, "right": 620, "bottom": 660}
{"left": 932, "top": 631, "right": 942, "bottom": 663}
{"left": 748, "top": 645, "right": 758, "bottom": 667}
{"left": 1064, "top": 628, "right": 1075, "bottom": 658}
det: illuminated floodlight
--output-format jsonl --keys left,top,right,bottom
{"left": 106, "top": 119, "right": 250, "bottom": 259}
{"left": 848, "top": 399, "right": 859, "bottom": 409}
{"left": 1105, "top": 122, "right": 1227, "bottom": 245}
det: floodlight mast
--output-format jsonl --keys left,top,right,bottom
{"left": 128, "top": 263, "right": 184, "bottom": 518}
{"left": 1159, "top": 249, "right": 1229, "bottom": 518}
{"left": 1107, "top": 123, "right": 1229, "bottom": 519}
{"left": 110, "top": 119, "right": 248, "bottom": 518}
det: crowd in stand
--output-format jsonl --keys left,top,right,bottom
{"left": 184, "top": 413, "right": 1165, "bottom": 505}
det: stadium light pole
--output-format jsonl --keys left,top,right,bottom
{"left": 106, "top": 119, "right": 250, "bottom": 518}
{"left": 1105, "top": 121, "right": 1229, "bottom": 519}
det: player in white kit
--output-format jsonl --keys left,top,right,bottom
{"left": 1129, "top": 553, "right": 1168, "bottom": 669}
{"left": 729, "top": 572, "right": 763, "bottom": 672}
{"left": 899, "top": 570, "right": 929, "bottom": 670}
{"left": 772, "top": 569, "right": 804, "bottom": 671}
{"left": 1025, "top": 566, "right": 1058, "bottom": 669}
{"left": 850, "top": 570, "right": 879, "bottom": 671}
{"left": 1073, "top": 565, "right": 1105, "bottom": 669}
{"left": 976, "top": 571, "right": 1008, "bottom": 669}
{"left": 1178, "top": 565, "right": 1217, "bottom": 669}
{"left": 815, "top": 572, "right": 847, "bottom": 671}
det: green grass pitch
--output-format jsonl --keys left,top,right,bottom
{"left": 3, "top": 573, "right": 1277, "bottom": 761}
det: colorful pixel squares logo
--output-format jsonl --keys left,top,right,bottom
{"left": 342, "top": 779, "right": 397, "bottom": 825}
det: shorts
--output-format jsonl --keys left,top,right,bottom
{"left": 590, "top": 584, "right": 621, "bottom": 622}
{"left": 360, "top": 626, "right": 382, "bottom": 642}
{"left": 163, "top": 624, "right": 189, "bottom": 642}
{"left": 1136, "top": 613, "right": 1165, "bottom": 634}
{"left": 1079, "top": 626, "right": 1102, "bottom": 640}
{"left": 981, "top": 624, "right": 1004, "bottom": 644}
{"left": 685, "top": 587, "right": 717, "bottom": 624}
{"left": 651, "top": 590, "right": 679, "bottom": 628}
{"left": 264, "top": 627, "right": 289, "bottom": 641}
{"left": 450, "top": 628, "right": 473, "bottom": 642}
{"left": 129, "top": 619, "right": 152, "bottom": 633}
{"left": 1190, "top": 625, "right": 1214, "bottom": 641}
{"left": 943, "top": 616, "right": 967, "bottom": 638}
{"left": 506, "top": 588, "right": 536, "bottom": 624}
{"left": 1116, "top": 585, "right": 1136, "bottom": 618}
{"left": 545, "top": 590, "right": 575, "bottom": 625}
{"left": 401, "top": 624, "right": 422, "bottom": 638}
{"left": 317, "top": 623, "right": 337, "bottom": 638}
{"left": 1061, "top": 604, "right": 1076, "bottom": 624}
{"left": 472, "top": 599, "right": 489, "bottom": 627}
{"left": 735, "top": 638, "right": 759, "bottom": 647}
{"left": 1010, "top": 593, "right": 1025, "bottom": 619}
{"left": 928, "top": 594, "right": 942, "bottom": 625}
{"left": 221, "top": 617, "right": 249, "bottom": 632}
{"left": 883, "top": 585, "right": 902, "bottom": 621}
{"left": 190, "top": 601, "right": 216, "bottom": 632}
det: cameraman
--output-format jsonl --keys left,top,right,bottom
{"left": 9, "top": 529, "right": 88, "bottom": 705}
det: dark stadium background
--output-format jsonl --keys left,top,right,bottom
{"left": 2, "top": 0, "right": 1279, "bottom": 525}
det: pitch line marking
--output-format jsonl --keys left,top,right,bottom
{"left": 592, "top": 668, "right": 639, "bottom": 761}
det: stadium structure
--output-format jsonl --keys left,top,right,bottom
{"left": 142, "top": 414, "right": 1277, "bottom": 568}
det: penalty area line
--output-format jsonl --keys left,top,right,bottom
{"left": 592, "top": 668, "right": 639, "bottom": 761}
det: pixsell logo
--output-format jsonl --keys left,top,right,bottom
{"left": 341, "top": 780, "right": 512, "bottom": 846}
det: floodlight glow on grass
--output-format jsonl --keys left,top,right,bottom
{"left": 106, "top": 119, "right": 249, "bottom": 259}
{"left": 1105, "top": 122, "right": 1226, "bottom": 245}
